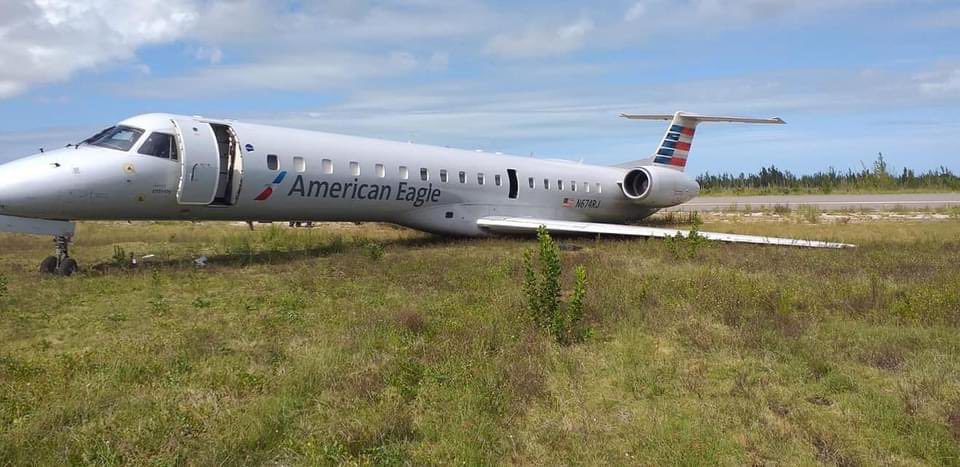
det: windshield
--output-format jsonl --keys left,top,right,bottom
{"left": 88, "top": 126, "right": 144, "bottom": 152}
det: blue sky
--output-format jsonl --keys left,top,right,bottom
{"left": 1, "top": 0, "right": 959, "bottom": 176}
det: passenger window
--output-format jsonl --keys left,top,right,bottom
{"left": 558, "top": 180, "right": 564, "bottom": 191}
{"left": 399, "top": 166, "right": 409, "bottom": 180}
{"left": 350, "top": 161, "right": 360, "bottom": 176}
{"left": 478, "top": 173, "right": 485, "bottom": 185}
{"left": 495, "top": 174, "right": 502, "bottom": 186}
{"left": 596, "top": 183, "right": 602, "bottom": 193}
{"left": 543, "top": 179, "right": 550, "bottom": 190}
{"left": 267, "top": 154, "right": 279, "bottom": 170}
{"left": 322, "top": 158, "right": 333, "bottom": 174}
{"left": 421, "top": 168, "right": 429, "bottom": 181}
{"left": 528, "top": 177, "right": 535, "bottom": 189}
{"left": 294, "top": 157, "right": 306, "bottom": 173}
{"left": 571, "top": 181, "right": 577, "bottom": 192}
{"left": 585, "top": 182, "right": 590, "bottom": 193}
{"left": 137, "top": 133, "right": 177, "bottom": 160}
{"left": 440, "top": 169, "right": 448, "bottom": 183}
{"left": 376, "top": 164, "right": 385, "bottom": 178}
{"left": 459, "top": 171, "right": 466, "bottom": 183}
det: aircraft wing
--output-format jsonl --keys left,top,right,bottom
{"left": 477, "top": 216, "right": 854, "bottom": 249}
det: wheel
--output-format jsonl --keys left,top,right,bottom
{"left": 39, "top": 256, "right": 58, "bottom": 274}
{"left": 56, "top": 258, "right": 78, "bottom": 276}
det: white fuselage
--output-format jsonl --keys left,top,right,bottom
{"left": 0, "top": 113, "right": 699, "bottom": 236}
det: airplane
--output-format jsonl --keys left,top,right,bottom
{"left": 0, "top": 111, "right": 852, "bottom": 276}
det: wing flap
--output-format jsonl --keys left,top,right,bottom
{"left": 477, "top": 216, "right": 853, "bottom": 249}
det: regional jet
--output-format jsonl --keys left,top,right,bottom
{"left": 0, "top": 111, "right": 851, "bottom": 275}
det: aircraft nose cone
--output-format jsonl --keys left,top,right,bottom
{"left": 0, "top": 161, "right": 15, "bottom": 213}
{"left": 0, "top": 155, "right": 65, "bottom": 218}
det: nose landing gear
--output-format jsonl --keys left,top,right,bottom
{"left": 39, "top": 235, "right": 78, "bottom": 276}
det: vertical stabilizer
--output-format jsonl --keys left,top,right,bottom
{"left": 619, "top": 112, "right": 785, "bottom": 172}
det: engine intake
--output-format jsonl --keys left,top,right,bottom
{"left": 620, "top": 166, "right": 699, "bottom": 207}
{"left": 622, "top": 168, "right": 652, "bottom": 200}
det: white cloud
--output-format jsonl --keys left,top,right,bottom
{"left": 189, "top": 46, "right": 223, "bottom": 64}
{"left": 624, "top": 0, "right": 892, "bottom": 26}
{"left": 119, "top": 51, "right": 422, "bottom": 98}
{"left": 0, "top": 0, "right": 495, "bottom": 99}
{"left": 485, "top": 18, "right": 595, "bottom": 59}
{"left": 916, "top": 65, "right": 960, "bottom": 96}
{"left": 0, "top": 0, "right": 198, "bottom": 98}
{"left": 625, "top": 3, "right": 647, "bottom": 21}
{"left": 428, "top": 52, "right": 450, "bottom": 71}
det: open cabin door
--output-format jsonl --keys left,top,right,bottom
{"left": 172, "top": 118, "right": 221, "bottom": 205}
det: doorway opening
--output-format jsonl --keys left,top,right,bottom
{"left": 507, "top": 169, "right": 519, "bottom": 199}
{"left": 210, "top": 123, "right": 239, "bottom": 206}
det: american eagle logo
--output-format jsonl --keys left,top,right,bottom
{"left": 254, "top": 171, "right": 287, "bottom": 201}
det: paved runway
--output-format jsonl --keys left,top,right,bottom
{"left": 666, "top": 193, "right": 960, "bottom": 211}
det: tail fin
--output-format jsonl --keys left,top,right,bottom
{"left": 620, "top": 111, "right": 785, "bottom": 171}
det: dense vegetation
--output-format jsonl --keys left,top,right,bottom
{"left": 698, "top": 154, "right": 960, "bottom": 195}
{"left": 1, "top": 218, "right": 959, "bottom": 465}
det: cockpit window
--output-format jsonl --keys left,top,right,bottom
{"left": 137, "top": 132, "right": 179, "bottom": 160}
{"left": 88, "top": 125, "right": 144, "bottom": 152}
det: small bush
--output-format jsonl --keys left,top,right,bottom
{"left": 148, "top": 269, "right": 168, "bottom": 315}
{"left": 800, "top": 205, "right": 820, "bottom": 224}
{"left": 221, "top": 234, "right": 254, "bottom": 258}
{"left": 366, "top": 243, "right": 385, "bottom": 261}
{"left": 665, "top": 217, "right": 709, "bottom": 259}
{"left": 522, "top": 226, "right": 590, "bottom": 345}
{"left": 395, "top": 310, "right": 426, "bottom": 335}
{"left": 0, "top": 273, "right": 7, "bottom": 299}
{"left": 111, "top": 245, "right": 128, "bottom": 266}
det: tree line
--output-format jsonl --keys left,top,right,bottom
{"left": 696, "top": 154, "right": 960, "bottom": 194}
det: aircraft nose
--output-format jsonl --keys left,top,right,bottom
{"left": 0, "top": 155, "right": 65, "bottom": 218}
{"left": 0, "top": 160, "right": 15, "bottom": 213}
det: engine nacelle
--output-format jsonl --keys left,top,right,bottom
{"left": 621, "top": 166, "right": 699, "bottom": 207}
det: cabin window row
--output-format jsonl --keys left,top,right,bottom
{"left": 267, "top": 156, "right": 504, "bottom": 186}
{"left": 527, "top": 177, "right": 602, "bottom": 193}
{"left": 267, "top": 155, "right": 602, "bottom": 193}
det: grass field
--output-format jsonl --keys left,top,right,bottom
{"left": 698, "top": 187, "right": 960, "bottom": 197}
{"left": 1, "top": 216, "right": 959, "bottom": 465}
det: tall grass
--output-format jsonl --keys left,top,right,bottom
{"left": 0, "top": 219, "right": 959, "bottom": 464}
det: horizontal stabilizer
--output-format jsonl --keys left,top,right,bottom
{"left": 0, "top": 214, "right": 75, "bottom": 237}
{"left": 620, "top": 113, "right": 786, "bottom": 124}
{"left": 477, "top": 216, "right": 853, "bottom": 249}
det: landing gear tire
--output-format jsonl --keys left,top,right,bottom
{"left": 56, "top": 258, "right": 79, "bottom": 277}
{"left": 40, "top": 235, "right": 78, "bottom": 277}
{"left": 40, "top": 256, "right": 58, "bottom": 274}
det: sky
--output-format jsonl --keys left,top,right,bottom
{"left": 1, "top": 0, "right": 959, "bottom": 176}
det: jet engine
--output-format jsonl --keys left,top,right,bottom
{"left": 620, "top": 166, "right": 699, "bottom": 207}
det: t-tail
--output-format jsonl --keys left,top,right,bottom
{"left": 620, "top": 111, "right": 786, "bottom": 172}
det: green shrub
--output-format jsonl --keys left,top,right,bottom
{"left": 366, "top": 243, "right": 385, "bottom": 261}
{"left": 665, "top": 217, "right": 709, "bottom": 259}
{"left": 221, "top": 234, "right": 254, "bottom": 258}
{"left": 111, "top": 245, "right": 128, "bottom": 266}
{"left": 148, "top": 269, "right": 168, "bottom": 315}
{"left": 0, "top": 273, "right": 7, "bottom": 299}
{"left": 800, "top": 205, "right": 821, "bottom": 224}
{"left": 773, "top": 204, "right": 792, "bottom": 215}
{"left": 522, "top": 226, "right": 590, "bottom": 345}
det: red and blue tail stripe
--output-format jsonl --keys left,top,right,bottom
{"left": 654, "top": 123, "right": 695, "bottom": 169}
